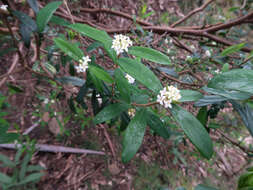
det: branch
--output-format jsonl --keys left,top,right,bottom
{"left": 170, "top": 0, "right": 215, "bottom": 27}
{"left": 0, "top": 143, "right": 105, "bottom": 155}
{"left": 204, "top": 11, "right": 253, "bottom": 33}
{"left": 217, "top": 129, "right": 253, "bottom": 154}
{"left": 80, "top": 7, "right": 152, "bottom": 26}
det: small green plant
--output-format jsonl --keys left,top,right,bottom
{"left": 0, "top": 93, "right": 19, "bottom": 144}
{"left": 0, "top": 143, "right": 45, "bottom": 190}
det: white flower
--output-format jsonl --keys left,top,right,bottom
{"left": 218, "top": 15, "right": 225, "bottom": 20}
{"left": 96, "top": 94, "right": 102, "bottom": 105}
{"left": 111, "top": 34, "right": 133, "bottom": 55}
{"left": 171, "top": 56, "right": 175, "bottom": 60}
{"left": 51, "top": 100, "right": 55, "bottom": 103}
{"left": 186, "top": 55, "right": 191, "bottom": 60}
{"left": 128, "top": 108, "right": 136, "bottom": 117}
{"left": 54, "top": 112, "right": 57, "bottom": 116}
{"left": 75, "top": 56, "right": 90, "bottom": 73}
{"left": 169, "top": 39, "right": 173, "bottom": 44}
{"left": 43, "top": 98, "right": 49, "bottom": 104}
{"left": 190, "top": 45, "right": 195, "bottom": 50}
{"left": 125, "top": 74, "right": 135, "bottom": 84}
{"left": 212, "top": 41, "right": 217, "bottom": 45}
{"left": 0, "top": 5, "right": 8, "bottom": 11}
{"left": 157, "top": 86, "right": 181, "bottom": 108}
{"left": 167, "top": 49, "right": 171, "bottom": 54}
{"left": 214, "top": 69, "right": 221, "bottom": 74}
{"left": 164, "top": 39, "right": 168, "bottom": 44}
{"left": 205, "top": 50, "right": 211, "bottom": 57}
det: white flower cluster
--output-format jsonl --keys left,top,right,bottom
{"left": 125, "top": 74, "right": 135, "bottom": 84}
{"left": 112, "top": 34, "right": 133, "bottom": 55}
{"left": 128, "top": 108, "right": 136, "bottom": 117}
{"left": 205, "top": 50, "right": 211, "bottom": 57}
{"left": 186, "top": 55, "right": 191, "bottom": 61}
{"left": 75, "top": 56, "right": 90, "bottom": 73}
{"left": 43, "top": 98, "right": 55, "bottom": 104}
{"left": 157, "top": 86, "right": 181, "bottom": 108}
{"left": 96, "top": 94, "right": 102, "bottom": 105}
{"left": 0, "top": 4, "right": 8, "bottom": 11}
{"left": 214, "top": 69, "right": 221, "bottom": 74}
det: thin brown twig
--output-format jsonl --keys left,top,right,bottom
{"left": 0, "top": 48, "right": 19, "bottom": 88}
{"left": 63, "top": 0, "right": 75, "bottom": 24}
{"left": 80, "top": 7, "right": 152, "bottom": 26}
{"left": 170, "top": 0, "right": 215, "bottom": 27}
{"left": 132, "top": 102, "right": 158, "bottom": 107}
{"left": 98, "top": 124, "right": 116, "bottom": 158}
{"left": 171, "top": 36, "right": 193, "bottom": 54}
{"left": 217, "top": 129, "right": 253, "bottom": 154}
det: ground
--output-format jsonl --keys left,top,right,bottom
{"left": 0, "top": 0, "right": 253, "bottom": 190}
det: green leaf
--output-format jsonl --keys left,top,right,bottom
{"left": 221, "top": 43, "right": 245, "bottom": 56}
{"left": 195, "top": 184, "right": 219, "bottom": 190}
{"left": 202, "top": 86, "right": 251, "bottom": 100}
{"left": 128, "top": 46, "right": 171, "bottom": 65}
{"left": 114, "top": 69, "right": 131, "bottom": 103}
{"left": 27, "top": 0, "right": 39, "bottom": 13}
{"left": 68, "top": 23, "right": 112, "bottom": 46}
{"left": 230, "top": 100, "right": 253, "bottom": 137}
{"left": 0, "top": 48, "right": 17, "bottom": 57}
{"left": 19, "top": 153, "right": 31, "bottom": 180}
{"left": 12, "top": 11, "right": 37, "bottom": 48}
{"left": 93, "top": 103, "right": 129, "bottom": 124}
{"left": 43, "top": 62, "right": 57, "bottom": 74}
{"left": 118, "top": 58, "right": 162, "bottom": 93}
{"left": 0, "top": 154, "right": 15, "bottom": 168}
{"left": 194, "top": 95, "right": 227, "bottom": 107}
{"left": 12, "top": 11, "right": 37, "bottom": 32}
{"left": 207, "top": 69, "right": 253, "bottom": 94}
{"left": 56, "top": 76, "right": 85, "bottom": 86}
{"left": 0, "top": 125, "right": 19, "bottom": 143}
{"left": 238, "top": 171, "right": 253, "bottom": 189}
{"left": 89, "top": 66, "right": 113, "bottom": 83}
{"left": 197, "top": 106, "right": 208, "bottom": 126}
{"left": 36, "top": 1, "right": 62, "bottom": 33}
{"left": 221, "top": 63, "right": 229, "bottom": 72}
{"left": 0, "top": 172, "right": 12, "bottom": 184}
{"left": 18, "top": 172, "right": 44, "bottom": 185}
{"left": 54, "top": 37, "right": 83, "bottom": 61}
{"left": 122, "top": 109, "right": 147, "bottom": 163}
{"left": 20, "top": 23, "right": 33, "bottom": 48}
{"left": 0, "top": 133, "right": 19, "bottom": 144}
{"left": 146, "top": 111, "right": 170, "bottom": 139}
{"left": 50, "top": 15, "right": 70, "bottom": 26}
{"left": 171, "top": 105, "right": 213, "bottom": 159}
{"left": 179, "top": 90, "right": 203, "bottom": 102}
{"left": 27, "top": 165, "right": 45, "bottom": 172}
{"left": 68, "top": 23, "right": 116, "bottom": 62}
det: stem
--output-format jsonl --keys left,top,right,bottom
{"left": 132, "top": 101, "right": 158, "bottom": 107}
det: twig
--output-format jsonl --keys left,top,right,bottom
{"left": 217, "top": 129, "right": 253, "bottom": 154}
{"left": 63, "top": 0, "right": 75, "bottom": 24}
{"left": 132, "top": 101, "right": 158, "bottom": 107}
{"left": 161, "top": 71, "right": 203, "bottom": 87}
{"left": 240, "top": 0, "right": 247, "bottom": 10}
{"left": 171, "top": 36, "right": 193, "bottom": 54}
{"left": 80, "top": 7, "right": 152, "bottom": 26}
{"left": 0, "top": 143, "right": 105, "bottom": 155}
{"left": 204, "top": 11, "right": 253, "bottom": 33}
{"left": 98, "top": 124, "right": 116, "bottom": 158}
{"left": 0, "top": 50, "right": 19, "bottom": 88}
{"left": 170, "top": 0, "right": 215, "bottom": 27}
{"left": 22, "top": 121, "right": 40, "bottom": 135}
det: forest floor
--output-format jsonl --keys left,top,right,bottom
{"left": 1, "top": 0, "right": 253, "bottom": 190}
